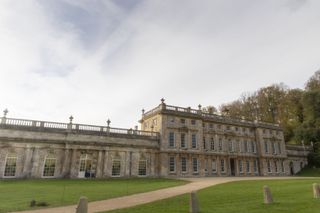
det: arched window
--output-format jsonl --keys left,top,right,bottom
{"left": 4, "top": 154, "right": 17, "bottom": 177}
{"left": 43, "top": 154, "right": 56, "bottom": 177}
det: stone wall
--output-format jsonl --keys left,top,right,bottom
{"left": 0, "top": 128, "right": 159, "bottom": 179}
{"left": 286, "top": 145, "right": 311, "bottom": 175}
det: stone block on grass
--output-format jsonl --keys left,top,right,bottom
{"left": 263, "top": 185, "right": 273, "bottom": 204}
{"left": 189, "top": 190, "right": 200, "bottom": 213}
{"left": 76, "top": 196, "right": 88, "bottom": 213}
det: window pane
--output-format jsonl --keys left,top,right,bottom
{"left": 138, "top": 160, "right": 147, "bottom": 176}
{"left": 212, "top": 160, "right": 216, "bottom": 172}
{"left": 4, "top": 155, "right": 17, "bottom": 177}
{"left": 169, "top": 157, "right": 175, "bottom": 172}
{"left": 112, "top": 160, "right": 121, "bottom": 176}
{"left": 181, "top": 157, "right": 187, "bottom": 172}
{"left": 181, "top": 133, "right": 186, "bottom": 148}
{"left": 169, "top": 132, "right": 175, "bottom": 147}
{"left": 192, "top": 134, "right": 197, "bottom": 148}
{"left": 192, "top": 158, "right": 198, "bottom": 173}
{"left": 221, "top": 159, "right": 225, "bottom": 172}
{"left": 43, "top": 157, "right": 56, "bottom": 177}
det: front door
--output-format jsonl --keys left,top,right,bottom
{"left": 230, "top": 159, "right": 235, "bottom": 176}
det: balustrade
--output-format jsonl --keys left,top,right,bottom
{"left": 0, "top": 117, "right": 159, "bottom": 140}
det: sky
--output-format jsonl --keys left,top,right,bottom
{"left": 0, "top": 0, "right": 320, "bottom": 128}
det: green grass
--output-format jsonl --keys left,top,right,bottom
{"left": 0, "top": 178, "right": 186, "bottom": 213}
{"left": 108, "top": 179, "right": 320, "bottom": 213}
{"left": 296, "top": 167, "right": 320, "bottom": 177}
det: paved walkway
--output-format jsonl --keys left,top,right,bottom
{"left": 12, "top": 176, "right": 312, "bottom": 213}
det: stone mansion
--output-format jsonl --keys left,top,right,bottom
{"left": 0, "top": 99, "right": 310, "bottom": 179}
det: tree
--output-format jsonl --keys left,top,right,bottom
{"left": 295, "top": 89, "right": 320, "bottom": 144}
{"left": 305, "top": 70, "right": 320, "bottom": 91}
{"left": 202, "top": 105, "right": 218, "bottom": 114}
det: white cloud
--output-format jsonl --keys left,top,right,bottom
{"left": 0, "top": 0, "right": 319, "bottom": 128}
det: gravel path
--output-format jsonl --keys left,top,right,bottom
{"left": 11, "top": 176, "right": 312, "bottom": 213}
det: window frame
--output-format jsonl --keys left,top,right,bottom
{"left": 218, "top": 138, "right": 223, "bottom": 151}
{"left": 211, "top": 159, "right": 217, "bottom": 173}
{"left": 169, "top": 156, "right": 176, "bottom": 173}
{"left": 267, "top": 160, "right": 272, "bottom": 173}
{"left": 168, "top": 132, "right": 175, "bottom": 148}
{"left": 239, "top": 160, "right": 243, "bottom": 173}
{"left": 246, "top": 160, "right": 250, "bottom": 173}
{"left": 112, "top": 159, "right": 121, "bottom": 177}
{"left": 191, "top": 134, "right": 197, "bottom": 149}
{"left": 220, "top": 159, "right": 225, "bottom": 173}
{"left": 192, "top": 158, "right": 198, "bottom": 173}
{"left": 42, "top": 155, "right": 56, "bottom": 178}
{"left": 253, "top": 160, "right": 258, "bottom": 173}
{"left": 181, "top": 157, "right": 187, "bottom": 173}
{"left": 210, "top": 138, "right": 215, "bottom": 150}
{"left": 4, "top": 154, "right": 17, "bottom": 178}
{"left": 138, "top": 160, "right": 147, "bottom": 176}
{"left": 180, "top": 133, "right": 186, "bottom": 148}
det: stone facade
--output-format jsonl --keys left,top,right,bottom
{"left": 0, "top": 100, "right": 311, "bottom": 179}
{"left": 140, "top": 100, "right": 310, "bottom": 177}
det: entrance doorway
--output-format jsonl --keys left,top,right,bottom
{"left": 230, "top": 159, "right": 236, "bottom": 176}
{"left": 290, "top": 161, "right": 294, "bottom": 175}
{"left": 78, "top": 154, "right": 92, "bottom": 178}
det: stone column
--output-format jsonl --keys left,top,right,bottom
{"left": 125, "top": 151, "right": 131, "bottom": 177}
{"left": 22, "top": 146, "right": 34, "bottom": 178}
{"left": 188, "top": 154, "right": 192, "bottom": 176}
{"left": 70, "top": 149, "right": 78, "bottom": 178}
{"left": 30, "top": 148, "right": 40, "bottom": 178}
{"left": 216, "top": 156, "right": 220, "bottom": 176}
{"left": 176, "top": 154, "right": 181, "bottom": 176}
{"left": 103, "top": 151, "right": 109, "bottom": 177}
{"left": 149, "top": 152, "right": 154, "bottom": 176}
{"left": 96, "top": 150, "right": 104, "bottom": 178}
{"left": 61, "top": 148, "right": 71, "bottom": 178}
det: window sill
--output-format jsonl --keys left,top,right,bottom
{"left": 42, "top": 176, "right": 55, "bottom": 179}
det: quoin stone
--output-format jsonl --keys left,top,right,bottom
{"left": 76, "top": 196, "right": 88, "bottom": 213}
{"left": 313, "top": 183, "right": 320, "bottom": 198}
{"left": 189, "top": 190, "right": 200, "bottom": 213}
{"left": 263, "top": 185, "right": 273, "bottom": 204}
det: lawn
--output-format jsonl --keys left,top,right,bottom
{"left": 0, "top": 178, "right": 186, "bottom": 213}
{"left": 296, "top": 167, "right": 320, "bottom": 177}
{"left": 108, "top": 178, "right": 320, "bottom": 213}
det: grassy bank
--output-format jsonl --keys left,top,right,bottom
{"left": 0, "top": 178, "right": 186, "bottom": 213}
{"left": 108, "top": 179, "right": 320, "bottom": 213}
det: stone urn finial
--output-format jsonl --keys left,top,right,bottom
{"left": 198, "top": 104, "right": 202, "bottom": 110}
{"left": 161, "top": 98, "right": 165, "bottom": 104}
{"left": 107, "top": 118, "right": 111, "bottom": 127}
{"left": 69, "top": 115, "right": 74, "bottom": 124}
{"left": 142, "top": 109, "right": 145, "bottom": 115}
{"left": 3, "top": 108, "right": 8, "bottom": 118}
